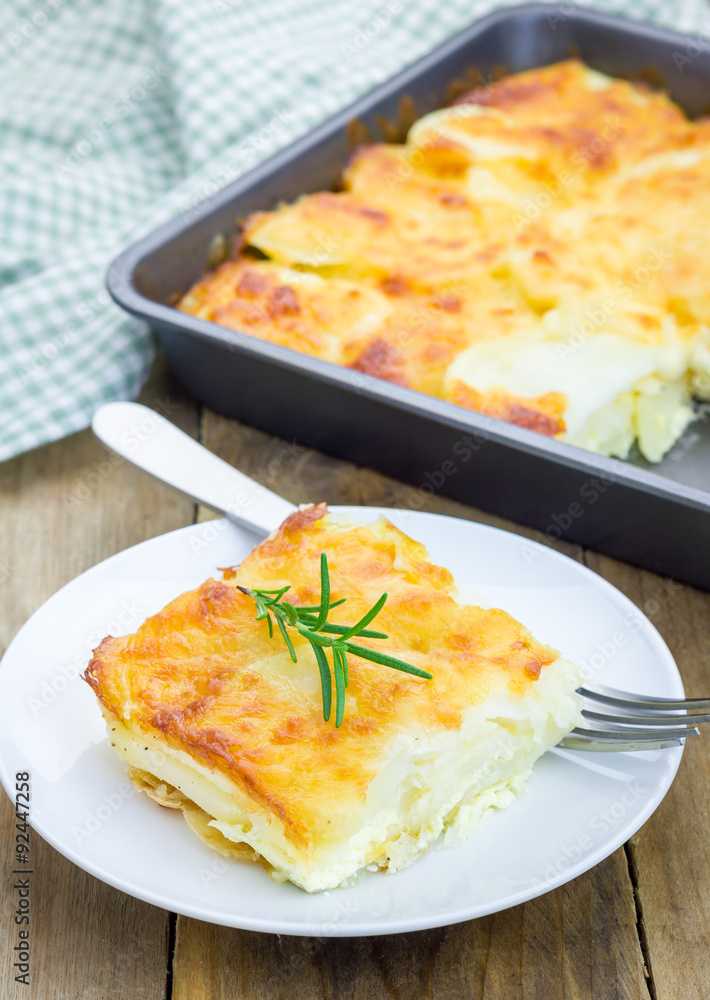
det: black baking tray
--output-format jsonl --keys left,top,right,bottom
{"left": 107, "top": 3, "right": 710, "bottom": 590}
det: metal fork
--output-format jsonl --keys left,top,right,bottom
{"left": 558, "top": 684, "right": 710, "bottom": 752}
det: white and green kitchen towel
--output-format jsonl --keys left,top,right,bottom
{"left": 0, "top": 0, "right": 707, "bottom": 461}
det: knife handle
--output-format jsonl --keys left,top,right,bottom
{"left": 92, "top": 402, "right": 297, "bottom": 536}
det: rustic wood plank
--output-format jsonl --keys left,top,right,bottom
{"left": 172, "top": 852, "right": 646, "bottom": 1000}
{"left": 0, "top": 358, "right": 197, "bottom": 1000}
{"left": 583, "top": 552, "right": 710, "bottom": 1000}
{"left": 0, "top": 359, "right": 198, "bottom": 650}
{"left": 171, "top": 410, "right": 649, "bottom": 1000}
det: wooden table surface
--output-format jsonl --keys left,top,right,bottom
{"left": 1, "top": 357, "right": 709, "bottom": 1000}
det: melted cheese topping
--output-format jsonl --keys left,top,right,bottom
{"left": 446, "top": 333, "right": 695, "bottom": 460}
{"left": 84, "top": 506, "right": 582, "bottom": 891}
{"left": 177, "top": 59, "right": 710, "bottom": 461}
{"left": 177, "top": 259, "right": 392, "bottom": 362}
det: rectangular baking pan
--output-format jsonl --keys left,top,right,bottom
{"left": 107, "top": 3, "right": 710, "bottom": 591}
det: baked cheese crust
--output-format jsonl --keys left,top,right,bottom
{"left": 176, "top": 60, "right": 710, "bottom": 462}
{"left": 85, "top": 505, "right": 582, "bottom": 891}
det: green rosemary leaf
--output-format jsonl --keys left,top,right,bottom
{"left": 296, "top": 611, "right": 388, "bottom": 640}
{"left": 239, "top": 551, "right": 432, "bottom": 725}
{"left": 287, "top": 608, "right": 389, "bottom": 638}
{"left": 292, "top": 598, "right": 347, "bottom": 614}
{"left": 332, "top": 647, "right": 345, "bottom": 728}
{"left": 281, "top": 601, "right": 299, "bottom": 626}
{"left": 276, "top": 614, "right": 297, "bottom": 663}
{"left": 344, "top": 642, "right": 433, "bottom": 679}
{"left": 311, "top": 622, "right": 389, "bottom": 640}
{"left": 314, "top": 552, "right": 330, "bottom": 630}
{"left": 296, "top": 627, "right": 335, "bottom": 648}
{"left": 309, "top": 640, "right": 332, "bottom": 722}
{"left": 338, "top": 592, "right": 388, "bottom": 641}
{"left": 294, "top": 612, "right": 317, "bottom": 626}
{"left": 338, "top": 645, "right": 349, "bottom": 687}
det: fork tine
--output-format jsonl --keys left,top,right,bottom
{"left": 559, "top": 684, "right": 709, "bottom": 751}
{"left": 570, "top": 725, "right": 700, "bottom": 743}
{"left": 582, "top": 708, "right": 710, "bottom": 727}
{"left": 558, "top": 733, "right": 686, "bottom": 752}
{"left": 578, "top": 685, "right": 710, "bottom": 712}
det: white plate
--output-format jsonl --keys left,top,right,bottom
{"left": 0, "top": 508, "right": 683, "bottom": 936}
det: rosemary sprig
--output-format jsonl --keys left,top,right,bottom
{"left": 237, "top": 552, "right": 432, "bottom": 727}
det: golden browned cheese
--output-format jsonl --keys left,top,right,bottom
{"left": 448, "top": 59, "right": 686, "bottom": 174}
{"left": 176, "top": 258, "right": 392, "bottom": 363}
{"left": 447, "top": 381, "right": 567, "bottom": 437}
{"left": 176, "top": 60, "right": 710, "bottom": 453}
{"left": 84, "top": 505, "right": 558, "bottom": 851}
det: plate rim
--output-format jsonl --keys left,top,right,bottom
{"left": 0, "top": 507, "right": 684, "bottom": 936}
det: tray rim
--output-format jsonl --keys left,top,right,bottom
{"left": 106, "top": 1, "right": 710, "bottom": 515}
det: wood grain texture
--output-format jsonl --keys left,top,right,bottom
{"left": 172, "top": 852, "right": 646, "bottom": 1000}
{"left": 584, "top": 553, "right": 710, "bottom": 1000}
{"left": 0, "top": 359, "right": 196, "bottom": 1000}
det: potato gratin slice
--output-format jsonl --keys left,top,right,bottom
{"left": 84, "top": 505, "right": 582, "bottom": 892}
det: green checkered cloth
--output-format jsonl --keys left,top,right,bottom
{"left": 0, "top": 0, "right": 705, "bottom": 460}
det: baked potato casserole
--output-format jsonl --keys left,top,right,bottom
{"left": 178, "top": 60, "right": 710, "bottom": 462}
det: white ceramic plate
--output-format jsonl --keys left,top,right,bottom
{"left": 0, "top": 508, "right": 683, "bottom": 936}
